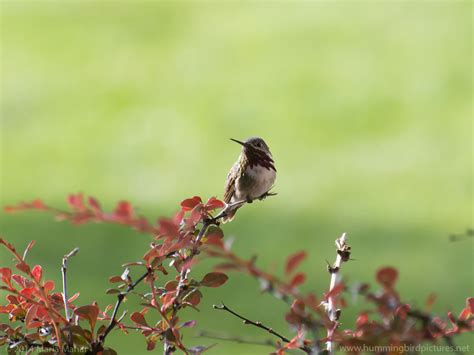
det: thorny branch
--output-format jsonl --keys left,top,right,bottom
{"left": 213, "top": 303, "right": 312, "bottom": 354}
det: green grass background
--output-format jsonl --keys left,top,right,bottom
{"left": 1, "top": 1, "right": 472, "bottom": 354}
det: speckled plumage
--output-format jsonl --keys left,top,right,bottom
{"left": 223, "top": 137, "right": 276, "bottom": 223}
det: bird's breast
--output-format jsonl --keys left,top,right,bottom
{"left": 236, "top": 165, "right": 276, "bottom": 200}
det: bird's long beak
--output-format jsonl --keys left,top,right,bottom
{"left": 230, "top": 138, "right": 246, "bottom": 146}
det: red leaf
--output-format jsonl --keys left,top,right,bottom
{"left": 68, "top": 292, "right": 80, "bottom": 303}
{"left": 289, "top": 273, "right": 306, "bottom": 288}
{"left": 4, "top": 199, "right": 45, "bottom": 213}
{"left": 356, "top": 312, "right": 369, "bottom": 327}
{"left": 447, "top": 311, "right": 456, "bottom": 326}
{"left": 468, "top": 297, "right": 474, "bottom": 313}
{"left": 147, "top": 339, "right": 157, "bottom": 351}
{"left": 285, "top": 251, "right": 307, "bottom": 275}
{"left": 130, "top": 311, "right": 149, "bottom": 328}
{"left": 181, "top": 320, "right": 196, "bottom": 328}
{"left": 395, "top": 304, "right": 410, "bottom": 319}
{"left": 15, "top": 262, "right": 30, "bottom": 274}
{"left": 187, "top": 204, "right": 203, "bottom": 227}
{"left": 12, "top": 274, "right": 26, "bottom": 287}
{"left": 200, "top": 272, "right": 228, "bottom": 288}
{"left": 20, "top": 287, "right": 35, "bottom": 299}
{"left": 204, "top": 197, "right": 226, "bottom": 211}
{"left": 74, "top": 305, "right": 99, "bottom": 332}
{"left": 67, "top": 193, "right": 85, "bottom": 210}
{"left": 31, "top": 265, "right": 42, "bottom": 283}
{"left": 31, "top": 199, "right": 45, "bottom": 209}
{"left": 43, "top": 280, "right": 55, "bottom": 294}
{"left": 25, "top": 305, "right": 41, "bottom": 329}
{"left": 460, "top": 297, "right": 474, "bottom": 320}
{"left": 290, "top": 299, "right": 305, "bottom": 316}
{"left": 88, "top": 197, "right": 102, "bottom": 213}
{"left": 180, "top": 196, "right": 202, "bottom": 211}
{"left": 108, "top": 276, "right": 123, "bottom": 283}
{"left": 0, "top": 268, "right": 12, "bottom": 285}
{"left": 158, "top": 218, "right": 179, "bottom": 238}
{"left": 324, "top": 282, "right": 345, "bottom": 301}
{"left": 114, "top": 201, "right": 133, "bottom": 219}
{"left": 376, "top": 267, "right": 398, "bottom": 289}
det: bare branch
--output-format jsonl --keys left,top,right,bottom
{"left": 324, "top": 233, "right": 350, "bottom": 354}
{"left": 92, "top": 269, "right": 150, "bottom": 353}
{"left": 61, "top": 247, "right": 80, "bottom": 322}
{"left": 213, "top": 303, "right": 312, "bottom": 354}
{"left": 196, "top": 330, "right": 275, "bottom": 347}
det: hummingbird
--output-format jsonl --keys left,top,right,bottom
{"left": 222, "top": 137, "right": 276, "bottom": 223}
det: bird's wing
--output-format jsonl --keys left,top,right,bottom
{"left": 224, "top": 163, "right": 238, "bottom": 203}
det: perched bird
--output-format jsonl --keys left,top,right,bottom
{"left": 222, "top": 137, "right": 276, "bottom": 223}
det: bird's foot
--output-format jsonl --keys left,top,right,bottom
{"left": 204, "top": 215, "right": 222, "bottom": 226}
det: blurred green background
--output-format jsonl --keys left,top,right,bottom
{"left": 1, "top": 1, "right": 472, "bottom": 354}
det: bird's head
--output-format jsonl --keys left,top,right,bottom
{"left": 230, "top": 137, "right": 272, "bottom": 156}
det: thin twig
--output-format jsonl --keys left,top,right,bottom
{"left": 61, "top": 247, "right": 79, "bottom": 322}
{"left": 196, "top": 330, "right": 275, "bottom": 347}
{"left": 92, "top": 269, "right": 150, "bottom": 353}
{"left": 325, "top": 233, "right": 350, "bottom": 354}
{"left": 213, "top": 303, "right": 311, "bottom": 354}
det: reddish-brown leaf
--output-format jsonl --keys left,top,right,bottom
{"left": 158, "top": 218, "right": 179, "bottom": 238}
{"left": 200, "top": 272, "right": 228, "bottom": 288}
{"left": 147, "top": 339, "right": 157, "bottom": 351}
{"left": 108, "top": 276, "right": 123, "bottom": 283}
{"left": 468, "top": 297, "right": 474, "bottom": 313}
{"left": 31, "top": 265, "right": 42, "bottom": 283}
{"left": 290, "top": 299, "right": 305, "bottom": 316}
{"left": 204, "top": 197, "right": 226, "bottom": 211}
{"left": 187, "top": 204, "right": 203, "bottom": 227}
{"left": 114, "top": 201, "right": 133, "bottom": 219}
{"left": 15, "top": 262, "right": 30, "bottom": 274}
{"left": 88, "top": 197, "right": 102, "bottom": 213}
{"left": 67, "top": 292, "right": 80, "bottom": 302}
{"left": 25, "top": 305, "right": 40, "bottom": 329}
{"left": 181, "top": 320, "right": 196, "bottom": 328}
{"left": 130, "top": 311, "right": 149, "bottom": 328}
{"left": 324, "top": 282, "right": 345, "bottom": 301}
{"left": 356, "top": 312, "right": 369, "bottom": 328}
{"left": 376, "top": 267, "right": 398, "bottom": 289}
{"left": 460, "top": 297, "right": 474, "bottom": 320}
{"left": 67, "top": 193, "right": 85, "bottom": 210}
{"left": 180, "top": 196, "right": 202, "bottom": 211}
{"left": 0, "top": 268, "right": 12, "bottom": 285}
{"left": 285, "top": 251, "right": 307, "bottom": 275}
{"left": 74, "top": 304, "right": 99, "bottom": 332}
{"left": 43, "top": 280, "right": 55, "bottom": 294}
{"left": 289, "top": 272, "right": 306, "bottom": 288}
